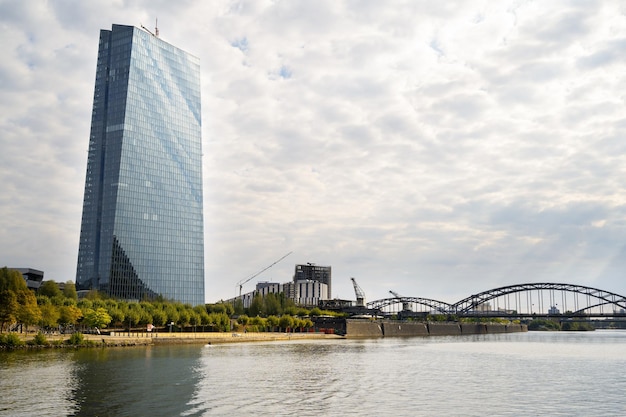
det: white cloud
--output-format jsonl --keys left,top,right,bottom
{"left": 1, "top": 0, "right": 626, "bottom": 304}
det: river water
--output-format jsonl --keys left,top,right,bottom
{"left": 1, "top": 330, "right": 625, "bottom": 416}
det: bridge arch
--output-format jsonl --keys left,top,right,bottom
{"left": 367, "top": 297, "right": 453, "bottom": 314}
{"left": 451, "top": 283, "right": 626, "bottom": 315}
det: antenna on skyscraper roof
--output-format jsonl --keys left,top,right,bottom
{"left": 155, "top": 18, "right": 159, "bottom": 38}
{"left": 140, "top": 23, "right": 155, "bottom": 37}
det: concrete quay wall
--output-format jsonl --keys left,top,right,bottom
{"left": 345, "top": 320, "right": 384, "bottom": 337}
{"left": 427, "top": 322, "right": 462, "bottom": 336}
{"left": 383, "top": 322, "right": 429, "bottom": 337}
{"left": 345, "top": 320, "right": 527, "bottom": 338}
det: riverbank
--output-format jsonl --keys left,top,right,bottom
{"left": 105, "top": 331, "right": 344, "bottom": 346}
{"left": 1, "top": 331, "right": 344, "bottom": 349}
{"left": 3, "top": 320, "right": 526, "bottom": 349}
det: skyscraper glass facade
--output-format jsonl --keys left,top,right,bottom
{"left": 76, "top": 24, "right": 204, "bottom": 305}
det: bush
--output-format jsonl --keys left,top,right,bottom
{"left": 0, "top": 333, "right": 24, "bottom": 347}
{"left": 561, "top": 321, "right": 595, "bottom": 331}
{"left": 67, "top": 332, "right": 85, "bottom": 345}
{"left": 28, "top": 332, "right": 49, "bottom": 346}
{"left": 528, "top": 319, "right": 561, "bottom": 331}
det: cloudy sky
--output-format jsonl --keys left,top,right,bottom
{"left": 2, "top": 0, "right": 626, "bottom": 304}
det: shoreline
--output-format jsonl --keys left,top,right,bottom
{"left": 2, "top": 331, "right": 345, "bottom": 349}
{"left": 3, "top": 321, "right": 528, "bottom": 349}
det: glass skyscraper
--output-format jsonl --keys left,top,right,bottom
{"left": 76, "top": 24, "right": 204, "bottom": 305}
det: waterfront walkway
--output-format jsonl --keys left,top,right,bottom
{"left": 77, "top": 331, "right": 343, "bottom": 346}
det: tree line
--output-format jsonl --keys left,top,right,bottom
{"left": 0, "top": 267, "right": 341, "bottom": 334}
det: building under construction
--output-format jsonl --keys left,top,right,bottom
{"left": 294, "top": 263, "right": 332, "bottom": 298}
{"left": 229, "top": 263, "right": 332, "bottom": 308}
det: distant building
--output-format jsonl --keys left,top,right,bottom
{"left": 236, "top": 280, "right": 329, "bottom": 309}
{"left": 13, "top": 268, "right": 44, "bottom": 291}
{"left": 476, "top": 302, "right": 491, "bottom": 312}
{"left": 75, "top": 24, "right": 204, "bottom": 305}
{"left": 293, "top": 279, "right": 328, "bottom": 307}
{"left": 294, "top": 263, "right": 332, "bottom": 298}
{"left": 548, "top": 305, "right": 560, "bottom": 315}
{"left": 256, "top": 282, "right": 282, "bottom": 296}
{"left": 227, "top": 263, "right": 332, "bottom": 308}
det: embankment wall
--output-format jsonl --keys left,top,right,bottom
{"left": 382, "top": 322, "right": 429, "bottom": 337}
{"left": 345, "top": 320, "right": 527, "bottom": 338}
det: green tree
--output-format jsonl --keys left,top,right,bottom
{"left": 108, "top": 307, "right": 126, "bottom": 327}
{"left": 263, "top": 293, "right": 282, "bottom": 316}
{"left": 83, "top": 307, "right": 112, "bottom": 329}
{"left": 250, "top": 315, "right": 266, "bottom": 331}
{"left": 528, "top": 318, "right": 561, "bottom": 331}
{"left": 249, "top": 294, "right": 263, "bottom": 317}
{"left": 0, "top": 268, "right": 32, "bottom": 332}
{"left": 139, "top": 309, "right": 153, "bottom": 326}
{"left": 207, "top": 303, "right": 226, "bottom": 314}
{"left": 208, "top": 312, "right": 230, "bottom": 332}
{"left": 59, "top": 305, "right": 82, "bottom": 326}
{"left": 302, "top": 318, "right": 314, "bottom": 331}
{"left": 125, "top": 309, "right": 141, "bottom": 330}
{"left": 178, "top": 309, "right": 191, "bottom": 327}
{"left": 63, "top": 281, "right": 78, "bottom": 300}
{"left": 222, "top": 302, "right": 235, "bottom": 316}
{"left": 39, "top": 304, "right": 60, "bottom": 329}
{"left": 293, "top": 317, "right": 303, "bottom": 332}
{"left": 38, "top": 280, "right": 62, "bottom": 298}
{"left": 151, "top": 309, "right": 167, "bottom": 327}
{"left": 278, "top": 315, "right": 294, "bottom": 332}
{"left": 16, "top": 285, "right": 41, "bottom": 331}
{"left": 238, "top": 314, "right": 249, "bottom": 331}
{"left": 78, "top": 299, "right": 93, "bottom": 311}
{"left": 165, "top": 305, "right": 180, "bottom": 326}
{"left": 282, "top": 296, "right": 296, "bottom": 313}
{"left": 85, "top": 290, "right": 103, "bottom": 300}
{"left": 233, "top": 299, "right": 244, "bottom": 315}
{"left": 296, "top": 308, "right": 310, "bottom": 317}
{"left": 216, "top": 312, "right": 231, "bottom": 332}
{"left": 309, "top": 307, "right": 322, "bottom": 317}
{"left": 0, "top": 289, "right": 19, "bottom": 332}
{"left": 267, "top": 315, "right": 279, "bottom": 332}
{"left": 187, "top": 310, "right": 198, "bottom": 326}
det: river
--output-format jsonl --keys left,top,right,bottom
{"left": 1, "top": 330, "right": 625, "bottom": 416}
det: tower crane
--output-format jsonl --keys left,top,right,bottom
{"left": 351, "top": 277, "right": 366, "bottom": 307}
{"left": 236, "top": 252, "right": 292, "bottom": 297}
{"left": 389, "top": 290, "right": 411, "bottom": 311}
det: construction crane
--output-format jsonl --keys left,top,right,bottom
{"left": 389, "top": 290, "right": 411, "bottom": 311}
{"left": 236, "top": 252, "right": 292, "bottom": 297}
{"left": 351, "top": 277, "right": 366, "bottom": 307}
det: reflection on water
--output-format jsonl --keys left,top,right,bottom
{"left": 0, "top": 350, "right": 79, "bottom": 416}
{"left": 70, "top": 346, "right": 203, "bottom": 417}
{"left": 1, "top": 331, "right": 626, "bottom": 416}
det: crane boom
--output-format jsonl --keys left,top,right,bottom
{"left": 389, "top": 290, "right": 411, "bottom": 311}
{"left": 351, "top": 277, "right": 366, "bottom": 307}
{"left": 237, "top": 252, "right": 293, "bottom": 296}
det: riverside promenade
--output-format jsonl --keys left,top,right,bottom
{"left": 84, "top": 331, "right": 343, "bottom": 346}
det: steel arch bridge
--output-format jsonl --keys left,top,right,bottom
{"left": 451, "top": 283, "right": 626, "bottom": 315}
{"left": 366, "top": 297, "right": 453, "bottom": 314}
{"left": 368, "top": 283, "right": 626, "bottom": 317}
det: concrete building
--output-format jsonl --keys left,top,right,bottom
{"left": 294, "top": 263, "right": 332, "bottom": 298}
{"left": 293, "top": 279, "right": 329, "bottom": 307}
{"left": 13, "top": 268, "right": 44, "bottom": 291}
{"left": 228, "top": 263, "right": 332, "bottom": 308}
{"left": 76, "top": 24, "right": 204, "bottom": 305}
